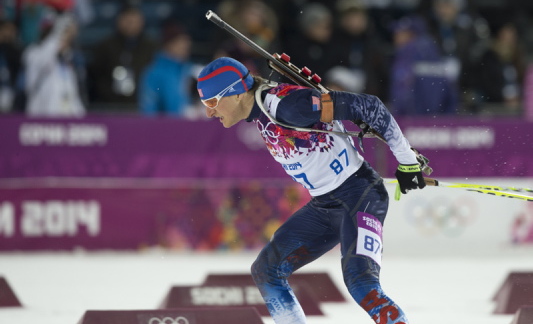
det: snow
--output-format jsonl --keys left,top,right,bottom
{"left": 1, "top": 249, "right": 532, "bottom": 324}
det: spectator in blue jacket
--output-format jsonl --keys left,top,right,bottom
{"left": 138, "top": 22, "right": 196, "bottom": 117}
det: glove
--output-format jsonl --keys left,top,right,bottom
{"left": 394, "top": 164, "right": 426, "bottom": 200}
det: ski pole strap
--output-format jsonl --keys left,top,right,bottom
{"left": 320, "top": 93, "right": 334, "bottom": 123}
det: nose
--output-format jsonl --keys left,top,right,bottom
{"left": 205, "top": 106, "right": 216, "bottom": 118}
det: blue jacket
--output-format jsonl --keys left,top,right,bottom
{"left": 139, "top": 52, "right": 193, "bottom": 116}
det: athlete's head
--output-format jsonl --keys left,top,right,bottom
{"left": 197, "top": 57, "right": 255, "bottom": 128}
{"left": 197, "top": 57, "right": 254, "bottom": 107}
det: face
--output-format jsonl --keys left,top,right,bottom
{"left": 498, "top": 24, "right": 517, "bottom": 46}
{"left": 60, "top": 22, "right": 78, "bottom": 48}
{"left": 341, "top": 11, "right": 368, "bottom": 36}
{"left": 166, "top": 35, "right": 191, "bottom": 60}
{"left": 117, "top": 10, "right": 144, "bottom": 37}
{"left": 204, "top": 95, "right": 247, "bottom": 128}
{"left": 0, "top": 21, "right": 17, "bottom": 43}
{"left": 434, "top": 1, "right": 459, "bottom": 24}
{"left": 307, "top": 19, "right": 332, "bottom": 43}
{"left": 394, "top": 29, "right": 414, "bottom": 47}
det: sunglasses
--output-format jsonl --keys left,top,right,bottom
{"left": 201, "top": 72, "right": 250, "bottom": 109}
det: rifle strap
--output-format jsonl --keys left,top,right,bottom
{"left": 320, "top": 93, "right": 334, "bottom": 123}
{"left": 255, "top": 82, "right": 361, "bottom": 138}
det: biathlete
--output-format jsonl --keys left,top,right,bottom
{"left": 197, "top": 57, "right": 426, "bottom": 324}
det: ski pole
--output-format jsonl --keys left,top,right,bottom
{"left": 384, "top": 178, "right": 533, "bottom": 202}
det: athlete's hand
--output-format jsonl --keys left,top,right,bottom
{"left": 394, "top": 164, "right": 426, "bottom": 200}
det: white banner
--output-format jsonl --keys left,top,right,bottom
{"left": 383, "top": 178, "right": 533, "bottom": 257}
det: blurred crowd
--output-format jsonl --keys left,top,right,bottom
{"left": 1, "top": 0, "right": 532, "bottom": 118}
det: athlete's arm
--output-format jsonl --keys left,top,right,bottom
{"left": 332, "top": 91, "right": 417, "bottom": 164}
{"left": 275, "top": 88, "right": 417, "bottom": 165}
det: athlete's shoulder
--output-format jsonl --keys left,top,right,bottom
{"left": 267, "top": 84, "right": 321, "bottom": 127}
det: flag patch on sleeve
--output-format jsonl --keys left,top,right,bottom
{"left": 312, "top": 96, "right": 321, "bottom": 111}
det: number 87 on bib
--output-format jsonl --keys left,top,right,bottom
{"left": 356, "top": 212, "right": 384, "bottom": 267}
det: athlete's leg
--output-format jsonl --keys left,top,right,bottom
{"left": 251, "top": 203, "right": 340, "bottom": 324}
{"left": 339, "top": 165, "right": 409, "bottom": 324}
{"left": 344, "top": 255, "right": 408, "bottom": 324}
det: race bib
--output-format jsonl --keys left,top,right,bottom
{"left": 356, "top": 212, "right": 383, "bottom": 266}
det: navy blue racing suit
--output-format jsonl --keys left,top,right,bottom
{"left": 246, "top": 84, "right": 415, "bottom": 324}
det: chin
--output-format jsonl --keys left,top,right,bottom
{"left": 223, "top": 120, "right": 237, "bottom": 128}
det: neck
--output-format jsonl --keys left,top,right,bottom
{"left": 241, "top": 91, "right": 255, "bottom": 117}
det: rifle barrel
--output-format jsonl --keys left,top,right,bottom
{"left": 205, "top": 10, "right": 317, "bottom": 89}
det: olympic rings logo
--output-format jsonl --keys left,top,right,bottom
{"left": 405, "top": 196, "right": 477, "bottom": 237}
{"left": 256, "top": 121, "right": 279, "bottom": 145}
{"left": 147, "top": 317, "right": 189, "bottom": 324}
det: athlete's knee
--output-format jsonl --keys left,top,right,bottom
{"left": 251, "top": 251, "right": 266, "bottom": 284}
{"left": 252, "top": 244, "right": 294, "bottom": 287}
{"left": 343, "top": 256, "right": 381, "bottom": 302}
{"left": 251, "top": 246, "right": 278, "bottom": 285}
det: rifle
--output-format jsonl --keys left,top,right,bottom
{"left": 205, "top": 10, "right": 533, "bottom": 202}
{"left": 205, "top": 10, "right": 432, "bottom": 176}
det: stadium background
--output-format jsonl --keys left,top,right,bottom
{"left": 0, "top": 1, "right": 532, "bottom": 324}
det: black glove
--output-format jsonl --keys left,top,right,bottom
{"left": 395, "top": 164, "right": 426, "bottom": 200}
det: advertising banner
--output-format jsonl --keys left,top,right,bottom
{"left": 1, "top": 178, "right": 532, "bottom": 253}
{"left": 382, "top": 178, "right": 533, "bottom": 256}
{"left": 0, "top": 179, "right": 309, "bottom": 251}
{"left": 0, "top": 115, "right": 532, "bottom": 179}
{"left": 1, "top": 115, "right": 532, "bottom": 252}
{"left": 0, "top": 116, "right": 283, "bottom": 179}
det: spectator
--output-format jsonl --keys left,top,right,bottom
{"left": 214, "top": 0, "right": 280, "bottom": 76}
{"left": 22, "top": 13, "right": 87, "bottom": 117}
{"left": 138, "top": 22, "right": 197, "bottom": 118}
{"left": 388, "top": 15, "right": 459, "bottom": 115}
{"left": 88, "top": 4, "right": 157, "bottom": 111}
{"left": 1, "top": 0, "right": 83, "bottom": 46}
{"left": 424, "top": 0, "right": 490, "bottom": 111}
{"left": 474, "top": 21, "right": 527, "bottom": 112}
{"left": 328, "top": 0, "right": 391, "bottom": 98}
{"left": 284, "top": 2, "right": 337, "bottom": 79}
{"left": 0, "top": 19, "right": 23, "bottom": 113}
{"left": 267, "top": 0, "right": 306, "bottom": 51}
{"left": 72, "top": 0, "right": 95, "bottom": 27}
{"left": 1, "top": 1, "right": 47, "bottom": 46}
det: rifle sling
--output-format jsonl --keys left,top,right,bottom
{"left": 320, "top": 93, "right": 334, "bottom": 123}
